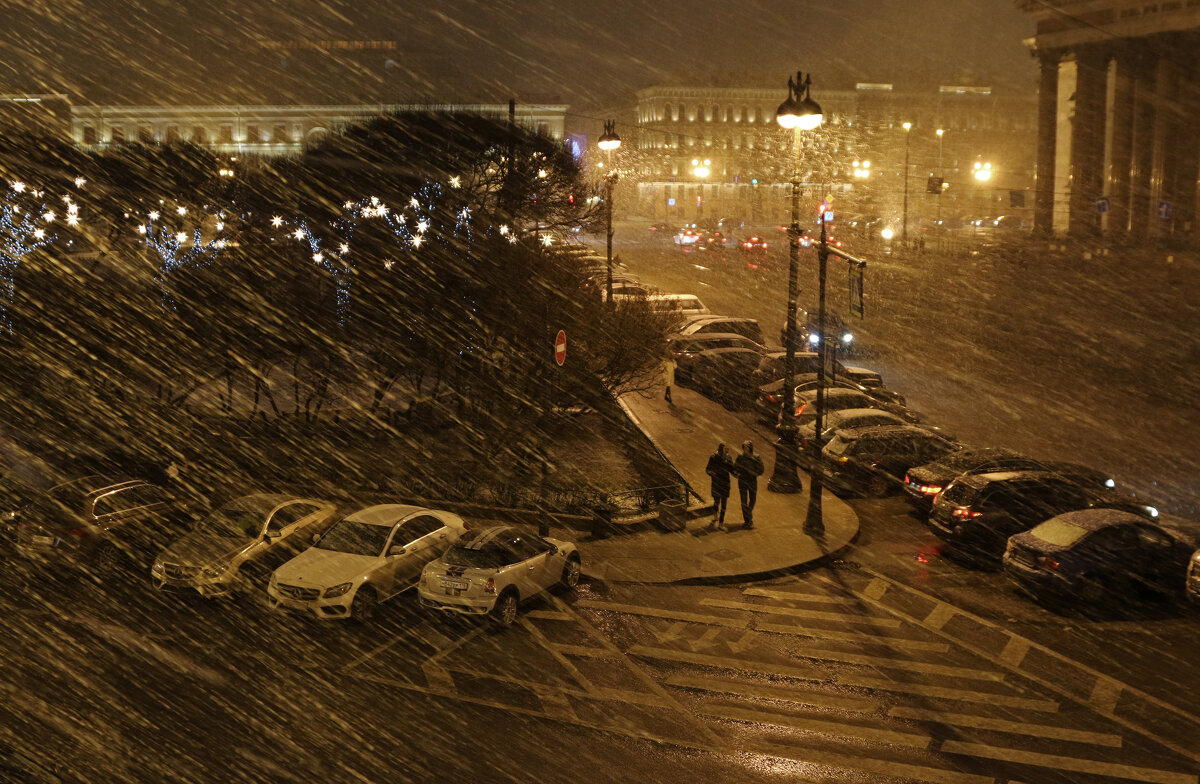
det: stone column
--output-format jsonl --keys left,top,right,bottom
{"left": 1033, "top": 51, "right": 1060, "bottom": 236}
{"left": 1129, "top": 48, "right": 1156, "bottom": 240}
{"left": 1103, "top": 46, "right": 1135, "bottom": 238}
{"left": 1068, "top": 47, "right": 1108, "bottom": 238}
{"left": 1147, "top": 55, "right": 1174, "bottom": 241}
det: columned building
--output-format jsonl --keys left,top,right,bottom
{"left": 1018, "top": 0, "right": 1200, "bottom": 242}
{"left": 69, "top": 101, "right": 568, "bottom": 155}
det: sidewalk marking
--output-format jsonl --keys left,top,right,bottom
{"left": 822, "top": 568, "right": 1200, "bottom": 765}
{"left": 743, "top": 587, "right": 861, "bottom": 606}
{"left": 665, "top": 673, "right": 876, "bottom": 713}
{"left": 939, "top": 741, "right": 1198, "bottom": 784}
{"left": 998, "top": 635, "right": 1031, "bottom": 667}
{"left": 862, "top": 578, "right": 889, "bottom": 600}
{"left": 519, "top": 617, "right": 601, "bottom": 696}
{"left": 923, "top": 603, "right": 957, "bottom": 630}
{"left": 628, "top": 645, "right": 826, "bottom": 681}
{"left": 531, "top": 685, "right": 577, "bottom": 721}
{"left": 652, "top": 621, "right": 688, "bottom": 644}
{"left": 546, "top": 643, "right": 619, "bottom": 659}
{"left": 1090, "top": 677, "right": 1124, "bottom": 713}
{"left": 686, "top": 627, "right": 721, "bottom": 652}
{"left": 743, "top": 742, "right": 994, "bottom": 784}
{"left": 754, "top": 620, "right": 949, "bottom": 652}
{"left": 700, "top": 598, "right": 901, "bottom": 628}
{"left": 724, "top": 630, "right": 757, "bottom": 654}
{"left": 888, "top": 706, "right": 1123, "bottom": 747}
{"left": 788, "top": 646, "right": 1006, "bottom": 682}
{"left": 836, "top": 674, "right": 1060, "bottom": 711}
{"left": 578, "top": 599, "right": 747, "bottom": 628}
{"left": 703, "top": 703, "right": 930, "bottom": 749}
{"left": 526, "top": 609, "right": 574, "bottom": 621}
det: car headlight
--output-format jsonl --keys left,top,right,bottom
{"left": 202, "top": 565, "right": 226, "bottom": 579}
{"left": 323, "top": 581, "right": 354, "bottom": 599}
{"left": 151, "top": 562, "right": 164, "bottom": 574}
{"left": 2, "top": 510, "right": 16, "bottom": 521}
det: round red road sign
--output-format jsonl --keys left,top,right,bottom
{"left": 554, "top": 329, "right": 567, "bottom": 366}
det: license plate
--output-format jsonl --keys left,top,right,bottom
{"left": 32, "top": 535, "right": 55, "bottom": 546}
{"left": 441, "top": 578, "right": 468, "bottom": 590}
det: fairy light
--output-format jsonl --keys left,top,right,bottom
{"left": 271, "top": 216, "right": 283, "bottom": 227}
{"left": 449, "top": 176, "right": 461, "bottom": 188}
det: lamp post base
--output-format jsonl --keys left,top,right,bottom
{"left": 767, "top": 432, "right": 804, "bottom": 494}
{"left": 804, "top": 474, "right": 825, "bottom": 536}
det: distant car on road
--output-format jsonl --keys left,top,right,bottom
{"left": 419, "top": 526, "right": 581, "bottom": 627}
{"left": 674, "top": 228, "right": 700, "bottom": 246}
{"left": 1004, "top": 509, "right": 1197, "bottom": 607}
{"left": 821, "top": 425, "right": 959, "bottom": 497}
{"left": 739, "top": 235, "right": 769, "bottom": 252}
{"left": 268, "top": 504, "right": 467, "bottom": 622}
{"left": 695, "top": 231, "right": 727, "bottom": 250}
{"left": 152, "top": 494, "right": 337, "bottom": 598}
{"left": 903, "top": 448, "right": 1117, "bottom": 513}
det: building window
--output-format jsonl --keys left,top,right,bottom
{"left": 245, "top": 124, "right": 262, "bottom": 143}
{"left": 138, "top": 125, "right": 154, "bottom": 143}
{"left": 273, "top": 124, "right": 289, "bottom": 143}
{"left": 192, "top": 126, "right": 208, "bottom": 144}
{"left": 81, "top": 125, "right": 97, "bottom": 145}
{"left": 677, "top": 103, "right": 685, "bottom": 121}
{"left": 747, "top": 106, "right": 756, "bottom": 123}
{"left": 110, "top": 126, "right": 125, "bottom": 143}
{"left": 165, "top": 125, "right": 181, "bottom": 144}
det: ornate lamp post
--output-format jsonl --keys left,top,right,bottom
{"left": 767, "top": 71, "right": 823, "bottom": 496}
{"left": 691, "top": 158, "right": 710, "bottom": 220}
{"left": 597, "top": 120, "right": 621, "bottom": 303}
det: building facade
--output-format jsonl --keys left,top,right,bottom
{"left": 69, "top": 101, "right": 569, "bottom": 155}
{"left": 610, "top": 84, "right": 1037, "bottom": 232}
{"left": 1018, "top": 0, "right": 1200, "bottom": 242}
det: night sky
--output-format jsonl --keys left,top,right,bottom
{"left": 0, "top": 1, "right": 1037, "bottom": 107}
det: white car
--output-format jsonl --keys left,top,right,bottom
{"left": 418, "top": 526, "right": 581, "bottom": 627}
{"left": 152, "top": 494, "right": 337, "bottom": 598}
{"left": 267, "top": 504, "right": 467, "bottom": 622}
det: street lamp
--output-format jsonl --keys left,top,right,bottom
{"left": 692, "top": 158, "right": 710, "bottom": 219}
{"left": 935, "top": 129, "right": 944, "bottom": 233}
{"left": 972, "top": 160, "right": 992, "bottom": 181}
{"left": 597, "top": 120, "right": 621, "bottom": 303}
{"left": 852, "top": 160, "right": 871, "bottom": 179}
{"left": 902, "top": 122, "right": 912, "bottom": 245}
{"left": 768, "top": 71, "right": 822, "bottom": 498}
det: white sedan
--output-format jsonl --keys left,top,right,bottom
{"left": 268, "top": 504, "right": 467, "bottom": 622}
{"left": 152, "top": 494, "right": 337, "bottom": 598}
{"left": 418, "top": 526, "right": 581, "bottom": 627}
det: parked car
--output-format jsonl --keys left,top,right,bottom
{"left": 675, "top": 314, "right": 766, "bottom": 346}
{"left": 927, "top": 471, "right": 1150, "bottom": 566}
{"left": 754, "top": 350, "right": 888, "bottom": 390}
{"left": 643, "top": 293, "right": 711, "bottom": 322}
{"left": 670, "top": 333, "right": 763, "bottom": 384}
{"left": 267, "top": 504, "right": 467, "bottom": 622}
{"left": 1004, "top": 509, "right": 1198, "bottom": 607}
{"left": 903, "top": 447, "right": 1117, "bottom": 513}
{"left": 688, "top": 347, "right": 761, "bottom": 409}
{"left": 1187, "top": 548, "right": 1200, "bottom": 603}
{"left": 419, "top": 525, "right": 581, "bottom": 627}
{"left": 12, "top": 476, "right": 196, "bottom": 580}
{"left": 765, "top": 386, "right": 920, "bottom": 427}
{"left": 822, "top": 425, "right": 960, "bottom": 497}
{"left": 648, "top": 222, "right": 671, "bottom": 233}
{"left": 152, "top": 494, "right": 337, "bottom": 598}
{"left": 797, "top": 408, "right": 913, "bottom": 463}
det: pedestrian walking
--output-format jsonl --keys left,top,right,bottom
{"left": 705, "top": 442, "right": 733, "bottom": 529}
{"left": 661, "top": 354, "right": 677, "bottom": 404}
{"left": 734, "top": 440, "right": 765, "bottom": 529}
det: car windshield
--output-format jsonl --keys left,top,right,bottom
{"left": 941, "top": 482, "right": 978, "bottom": 506}
{"left": 196, "top": 505, "right": 261, "bottom": 539}
{"left": 1031, "top": 518, "right": 1090, "bottom": 547}
{"left": 442, "top": 543, "right": 516, "bottom": 569}
{"left": 315, "top": 519, "right": 391, "bottom": 557}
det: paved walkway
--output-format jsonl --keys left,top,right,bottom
{"left": 561, "top": 384, "right": 859, "bottom": 584}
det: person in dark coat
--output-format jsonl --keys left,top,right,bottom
{"left": 705, "top": 443, "right": 733, "bottom": 530}
{"left": 734, "top": 440, "right": 765, "bottom": 529}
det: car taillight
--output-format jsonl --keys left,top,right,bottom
{"left": 1036, "top": 556, "right": 1059, "bottom": 571}
{"left": 905, "top": 475, "right": 943, "bottom": 495}
{"left": 762, "top": 243, "right": 768, "bottom": 249}
{"left": 484, "top": 578, "right": 496, "bottom": 594}
{"left": 796, "top": 403, "right": 806, "bottom": 416}
{"left": 68, "top": 528, "right": 89, "bottom": 537}
{"left": 764, "top": 393, "right": 778, "bottom": 403}
{"left": 951, "top": 507, "right": 981, "bottom": 519}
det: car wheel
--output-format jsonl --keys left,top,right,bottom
{"left": 491, "top": 590, "right": 519, "bottom": 627}
{"left": 94, "top": 542, "right": 124, "bottom": 580}
{"left": 350, "top": 586, "right": 377, "bottom": 624}
{"left": 866, "top": 474, "right": 891, "bottom": 497}
{"left": 559, "top": 555, "right": 581, "bottom": 590}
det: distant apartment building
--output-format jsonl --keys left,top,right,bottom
{"left": 602, "top": 83, "right": 1036, "bottom": 230}
{"left": 69, "top": 101, "right": 569, "bottom": 155}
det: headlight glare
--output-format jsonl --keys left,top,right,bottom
{"left": 323, "top": 581, "right": 354, "bottom": 599}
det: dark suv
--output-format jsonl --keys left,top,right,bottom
{"left": 928, "top": 471, "right": 1118, "bottom": 566}
{"left": 13, "top": 476, "right": 196, "bottom": 580}
{"left": 821, "top": 425, "right": 959, "bottom": 497}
